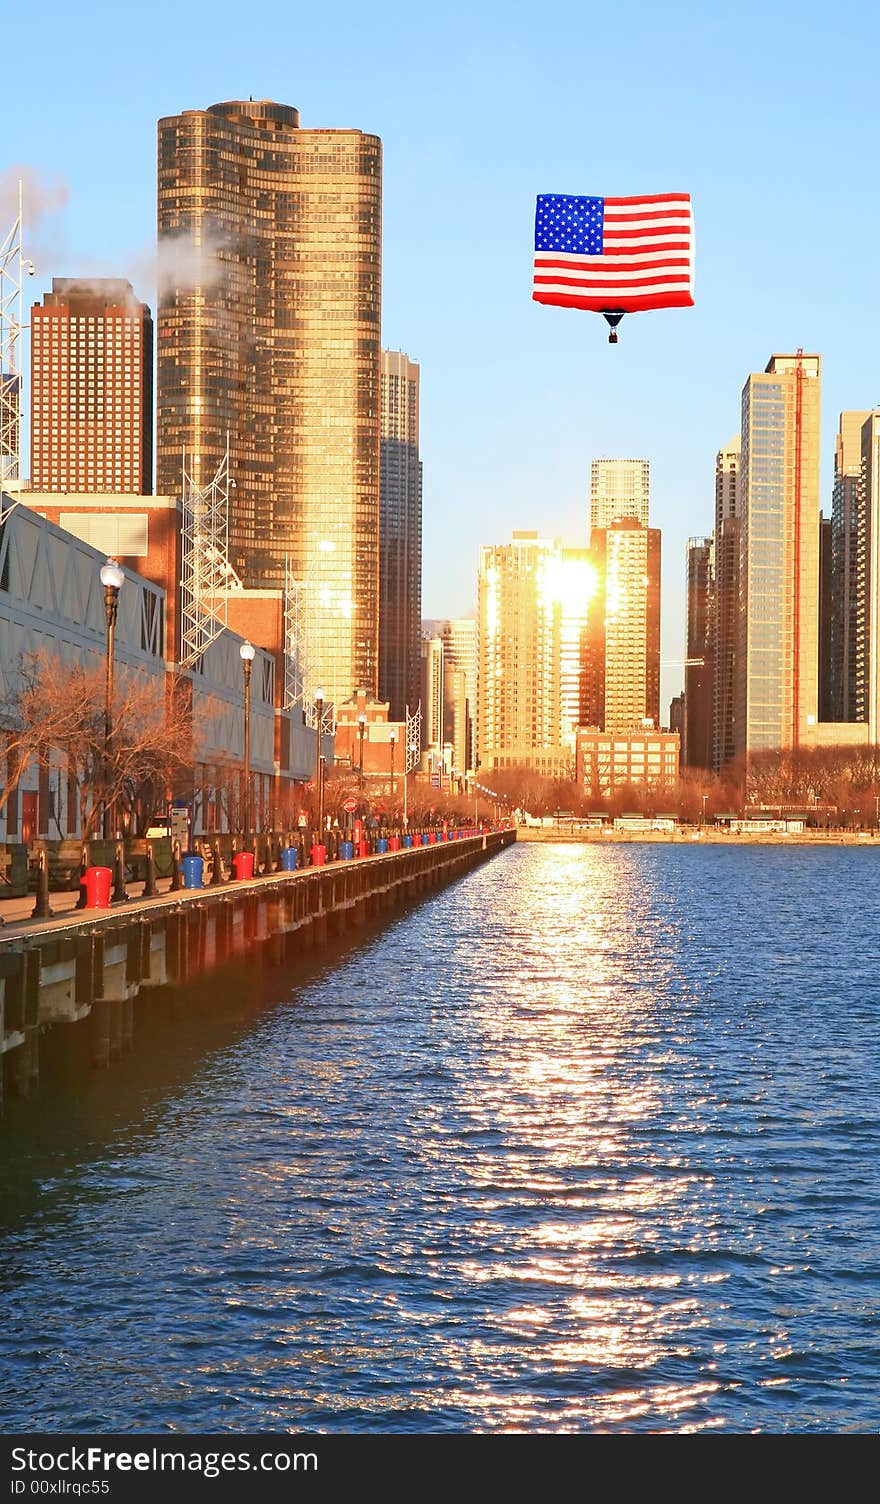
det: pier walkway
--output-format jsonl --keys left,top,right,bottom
{"left": 0, "top": 830, "right": 515, "bottom": 1108}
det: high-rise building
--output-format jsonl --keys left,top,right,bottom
{"left": 441, "top": 618, "right": 478, "bottom": 774}
{"left": 832, "top": 410, "right": 872, "bottom": 722}
{"left": 735, "top": 353, "right": 821, "bottom": 756}
{"left": 30, "top": 279, "right": 152, "bottom": 495}
{"left": 589, "top": 458, "right": 650, "bottom": 535}
{"left": 379, "top": 351, "right": 421, "bottom": 722}
{"left": 586, "top": 518, "right": 661, "bottom": 734}
{"left": 556, "top": 549, "right": 594, "bottom": 744}
{"left": 855, "top": 411, "right": 880, "bottom": 737}
{"left": 712, "top": 435, "right": 740, "bottom": 769}
{"left": 684, "top": 536, "right": 713, "bottom": 768}
{"left": 156, "top": 99, "right": 382, "bottom": 704}
{"left": 477, "top": 532, "right": 569, "bottom": 773}
{"left": 819, "top": 513, "right": 833, "bottom": 723}
{"left": 420, "top": 632, "right": 444, "bottom": 754}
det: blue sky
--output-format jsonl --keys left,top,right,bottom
{"left": 7, "top": 0, "right": 880, "bottom": 711}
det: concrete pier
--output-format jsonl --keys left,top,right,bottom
{"left": 0, "top": 831, "right": 515, "bottom": 1109}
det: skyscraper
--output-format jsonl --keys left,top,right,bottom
{"left": 712, "top": 435, "right": 740, "bottom": 769}
{"left": 156, "top": 99, "right": 382, "bottom": 703}
{"left": 819, "top": 513, "right": 833, "bottom": 722}
{"left": 420, "top": 631, "right": 444, "bottom": 754}
{"left": 832, "top": 410, "right": 872, "bottom": 722}
{"left": 556, "top": 549, "right": 594, "bottom": 744}
{"left": 586, "top": 518, "right": 661, "bottom": 734}
{"left": 854, "top": 410, "right": 880, "bottom": 737}
{"left": 736, "top": 353, "right": 821, "bottom": 757}
{"left": 477, "top": 532, "right": 567, "bottom": 773}
{"left": 441, "top": 618, "right": 478, "bottom": 774}
{"left": 379, "top": 351, "right": 421, "bottom": 722}
{"left": 590, "top": 458, "right": 650, "bottom": 535}
{"left": 684, "top": 536, "right": 713, "bottom": 768}
{"left": 30, "top": 279, "right": 152, "bottom": 495}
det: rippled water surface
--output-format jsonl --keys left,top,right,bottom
{"left": 2, "top": 842, "right": 880, "bottom": 1433}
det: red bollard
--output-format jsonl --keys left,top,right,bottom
{"left": 310, "top": 843, "right": 326, "bottom": 866}
{"left": 83, "top": 866, "right": 112, "bottom": 910}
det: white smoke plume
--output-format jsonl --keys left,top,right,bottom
{"left": 0, "top": 165, "right": 69, "bottom": 231}
{"left": 0, "top": 165, "right": 228, "bottom": 309}
{"left": 154, "top": 229, "right": 228, "bottom": 297}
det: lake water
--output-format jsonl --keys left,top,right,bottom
{"left": 1, "top": 841, "right": 879, "bottom": 1433}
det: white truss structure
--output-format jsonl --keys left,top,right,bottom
{"left": 180, "top": 444, "right": 241, "bottom": 668}
{"left": 283, "top": 558, "right": 307, "bottom": 712}
{"left": 0, "top": 182, "right": 33, "bottom": 492}
{"left": 306, "top": 699, "right": 336, "bottom": 736}
{"left": 405, "top": 703, "right": 422, "bottom": 773}
{"left": 286, "top": 566, "right": 336, "bottom": 732}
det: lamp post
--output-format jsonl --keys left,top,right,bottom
{"left": 239, "top": 640, "right": 255, "bottom": 835}
{"left": 389, "top": 729, "right": 397, "bottom": 797}
{"left": 99, "top": 559, "right": 124, "bottom": 840}
{"left": 404, "top": 736, "right": 418, "bottom": 830}
{"left": 357, "top": 712, "right": 366, "bottom": 783}
{"left": 701, "top": 792, "right": 708, "bottom": 827}
{"left": 315, "top": 688, "right": 325, "bottom": 837}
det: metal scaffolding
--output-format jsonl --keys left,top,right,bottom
{"left": 405, "top": 703, "right": 422, "bottom": 773}
{"left": 286, "top": 565, "right": 336, "bottom": 731}
{"left": 0, "top": 181, "right": 33, "bottom": 492}
{"left": 179, "top": 443, "right": 241, "bottom": 668}
{"left": 283, "top": 558, "right": 308, "bottom": 712}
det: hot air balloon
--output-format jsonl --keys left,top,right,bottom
{"left": 532, "top": 193, "right": 694, "bottom": 342}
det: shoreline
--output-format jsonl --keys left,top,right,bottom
{"left": 515, "top": 826, "right": 880, "bottom": 846}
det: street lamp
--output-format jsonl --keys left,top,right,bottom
{"left": 404, "top": 736, "right": 419, "bottom": 830}
{"left": 389, "top": 729, "right": 397, "bottom": 795}
{"left": 315, "top": 687, "right": 325, "bottom": 837}
{"left": 701, "top": 792, "right": 708, "bottom": 827}
{"left": 357, "top": 712, "right": 366, "bottom": 783}
{"left": 239, "top": 640, "right": 255, "bottom": 834}
{"left": 99, "top": 559, "right": 124, "bottom": 840}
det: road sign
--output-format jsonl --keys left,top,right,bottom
{"left": 342, "top": 799, "right": 357, "bottom": 813}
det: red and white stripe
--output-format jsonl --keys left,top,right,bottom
{"left": 533, "top": 193, "right": 694, "bottom": 313}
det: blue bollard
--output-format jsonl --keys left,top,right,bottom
{"left": 402, "top": 834, "right": 413, "bottom": 848}
{"left": 376, "top": 837, "right": 388, "bottom": 854}
{"left": 340, "top": 840, "right": 354, "bottom": 860}
{"left": 280, "top": 846, "right": 298, "bottom": 872}
{"left": 180, "top": 852, "right": 204, "bottom": 889}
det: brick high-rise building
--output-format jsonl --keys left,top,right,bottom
{"left": 30, "top": 279, "right": 152, "bottom": 495}
{"left": 735, "top": 353, "right": 821, "bottom": 756}
{"left": 379, "top": 351, "right": 421, "bottom": 722}
{"left": 156, "top": 99, "right": 382, "bottom": 704}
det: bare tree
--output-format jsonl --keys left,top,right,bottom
{"left": 0, "top": 654, "right": 199, "bottom": 839}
